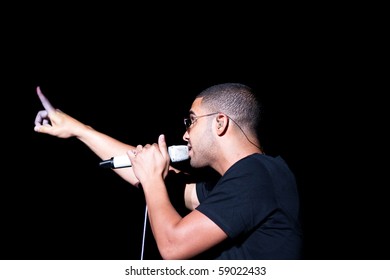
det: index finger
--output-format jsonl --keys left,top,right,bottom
{"left": 36, "top": 86, "right": 56, "bottom": 113}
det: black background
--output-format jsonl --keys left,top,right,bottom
{"left": 4, "top": 7, "right": 388, "bottom": 260}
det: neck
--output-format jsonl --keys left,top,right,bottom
{"left": 212, "top": 142, "right": 262, "bottom": 175}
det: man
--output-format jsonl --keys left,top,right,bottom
{"left": 34, "top": 83, "right": 302, "bottom": 259}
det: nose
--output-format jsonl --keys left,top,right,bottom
{"left": 183, "top": 129, "right": 189, "bottom": 142}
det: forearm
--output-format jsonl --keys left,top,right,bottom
{"left": 75, "top": 124, "right": 139, "bottom": 185}
{"left": 34, "top": 88, "right": 139, "bottom": 185}
{"left": 184, "top": 183, "right": 199, "bottom": 210}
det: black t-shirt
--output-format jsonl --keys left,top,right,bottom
{"left": 195, "top": 153, "right": 302, "bottom": 259}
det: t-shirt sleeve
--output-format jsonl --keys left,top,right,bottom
{"left": 196, "top": 181, "right": 213, "bottom": 203}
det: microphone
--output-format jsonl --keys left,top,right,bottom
{"left": 99, "top": 145, "right": 189, "bottom": 169}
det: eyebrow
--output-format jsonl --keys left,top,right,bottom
{"left": 188, "top": 110, "right": 195, "bottom": 115}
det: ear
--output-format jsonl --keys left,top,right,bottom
{"left": 215, "top": 114, "right": 228, "bottom": 135}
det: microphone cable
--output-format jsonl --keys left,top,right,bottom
{"left": 140, "top": 204, "right": 148, "bottom": 260}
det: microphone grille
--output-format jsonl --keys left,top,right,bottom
{"left": 168, "top": 145, "right": 189, "bottom": 162}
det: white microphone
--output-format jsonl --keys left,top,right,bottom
{"left": 99, "top": 145, "right": 189, "bottom": 169}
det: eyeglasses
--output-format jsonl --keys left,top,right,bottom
{"left": 184, "top": 112, "right": 219, "bottom": 130}
{"left": 184, "top": 111, "right": 264, "bottom": 151}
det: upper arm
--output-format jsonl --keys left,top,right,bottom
{"left": 161, "top": 209, "right": 228, "bottom": 259}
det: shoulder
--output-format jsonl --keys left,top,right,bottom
{"left": 233, "top": 154, "right": 293, "bottom": 174}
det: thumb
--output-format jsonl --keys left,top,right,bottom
{"left": 34, "top": 125, "right": 51, "bottom": 134}
{"left": 158, "top": 134, "right": 169, "bottom": 161}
